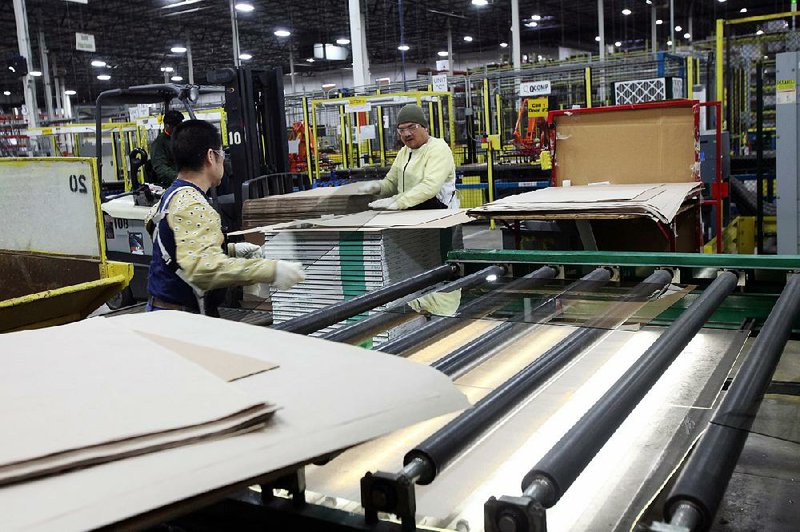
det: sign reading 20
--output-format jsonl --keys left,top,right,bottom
{"left": 68, "top": 174, "right": 88, "bottom": 194}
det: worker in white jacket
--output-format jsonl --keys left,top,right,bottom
{"left": 358, "top": 104, "right": 459, "bottom": 210}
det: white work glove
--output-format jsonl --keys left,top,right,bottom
{"left": 273, "top": 261, "right": 306, "bottom": 290}
{"left": 233, "top": 242, "right": 263, "bottom": 258}
{"left": 356, "top": 181, "right": 382, "bottom": 195}
{"left": 368, "top": 196, "right": 401, "bottom": 210}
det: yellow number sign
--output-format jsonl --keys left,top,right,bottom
{"left": 527, "top": 97, "right": 549, "bottom": 118}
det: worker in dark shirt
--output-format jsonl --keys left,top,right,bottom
{"left": 148, "top": 110, "right": 185, "bottom": 188}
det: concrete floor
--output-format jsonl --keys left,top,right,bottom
{"left": 462, "top": 222, "right": 504, "bottom": 250}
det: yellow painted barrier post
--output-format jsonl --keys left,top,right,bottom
{"left": 437, "top": 96, "right": 445, "bottom": 143}
{"left": 302, "top": 96, "right": 313, "bottom": 183}
{"left": 376, "top": 89, "right": 386, "bottom": 167}
{"left": 312, "top": 101, "right": 320, "bottom": 180}
{"left": 687, "top": 56, "right": 694, "bottom": 98}
{"left": 495, "top": 93, "right": 502, "bottom": 141}
{"left": 448, "top": 91, "right": 456, "bottom": 154}
{"left": 427, "top": 84, "right": 436, "bottom": 137}
{"left": 584, "top": 67, "right": 593, "bottom": 108}
{"left": 339, "top": 106, "right": 348, "bottom": 169}
{"left": 716, "top": 19, "right": 724, "bottom": 116}
{"left": 483, "top": 78, "right": 495, "bottom": 204}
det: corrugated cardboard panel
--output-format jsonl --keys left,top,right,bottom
{"left": 554, "top": 107, "right": 696, "bottom": 186}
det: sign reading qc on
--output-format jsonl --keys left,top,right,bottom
{"left": 519, "top": 80, "right": 552, "bottom": 97}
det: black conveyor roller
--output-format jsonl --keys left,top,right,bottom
{"left": 273, "top": 264, "right": 456, "bottom": 335}
{"left": 663, "top": 273, "right": 800, "bottom": 531}
{"left": 322, "top": 265, "right": 506, "bottom": 344}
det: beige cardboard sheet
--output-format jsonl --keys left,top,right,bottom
{"left": 0, "top": 312, "right": 468, "bottom": 531}
{"left": 135, "top": 332, "right": 277, "bottom": 381}
{"left": 230, "top": 209, "right": 471, "bottom": 236}
{"left": 469, "top": 183, "right": 702, "bottom": 224}
{"left": 0, "top": 319, "right": 274, "bottom": 488}
{"left": 554, "top": 106, "right": 697, "bottom": 186}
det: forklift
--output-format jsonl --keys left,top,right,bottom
{"left": 99, "top": 67, "right": 302, "bottom": 310}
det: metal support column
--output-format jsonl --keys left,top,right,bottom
{"left": 598, "top": 0, "right": 605, "bottom": 61}
{"left": 757, "top": 61, "right": 766, "bottom": 255}
{"left": 288, "top": 46, "right": 296, "bottom": 93}
{"left": 273, "top": 265, "right": 456, "bottom": 335}
{"left": 38, "top": 30, "right": 53, "bottom": 120}
{"left": 651, "top": 3, "right": 657, "bottom": 54}
{"left": 13, "top": 0, "right": 38, "bottom": 128}
{"left": 776, "top": 51, "right": 800, "bottom": 254}
{"left": 228, "top": 0, "right": 241, "bottom": 67}
{"left": 186, "top": 38, "right": 195, "bottom": 85}
{"left": 511, "top": 0, "right": 521, "bottom": 70}
{"left": 349, "top": 0, "right": 368, "bottom": 88}
{"left": 447, "top": 23, "right": 454, "bottom": 72}
{"left": 670, "top": 0, "right": 676, "bottom": 53}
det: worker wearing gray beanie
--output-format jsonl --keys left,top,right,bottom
{"left": 357, "top": 103, "right": 458, "bottom": 210}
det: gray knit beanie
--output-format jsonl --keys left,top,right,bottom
{"left": 396, "top": 104, "right": 428, "bottom": 128}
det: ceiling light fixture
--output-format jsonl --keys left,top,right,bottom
{"left": 64, "top": 90, "right": 76, "bottom": 96}
{"left": 675, "top": 25, "right": 682, "bottom": 32}
{"left": 3, "top": 91, "right": 10, "bottom": 96}
{"left": 526, "top": 21, "right": 538, "bottom": 27}
{"left": 91, "top": 60, "right": 106, "bottom": 67}
{"left": 321, "top": 83, "right": 336, "bottom": 89}
{"left": 667, "top": 40, "right": 673, "bottom": 46}
{"left": 595, "top": 35, "right": 601, "bottom": 42}
{"left": 471, "top": 0, "right": 488, "bottom": 5}
{"left": 171, "top": 46, "right": 187, "bottom": 53}
{"left": 239, "top": 53, "right": 252, "bottom": 60}
{"left": 274, "top": 29, "right": 291, "bottom": 37}
{"left": 615, "top": 41, "right": 622, "bottom": 47}
{"left": 162, "top": 0, "right": 202, "bottom": 9}
{"left": 97, "top": 74, "right": 111, "bottom": 80}
{"left": 306, "top": 58, "right": 315, "bottom": 62}
{"left": 29, "top": 70, "right": 42, "bottom": 77}
{"left": 684, "top": 32, "right": 691, "bottom": 39}
{"left": 622, "top": 8, "right": 632, "bottom": 16}
{"left": 656, "top": 19, "right": 663, "bottom": 25}
{"left": 336, "top": 38, "right": 350, "bottom": 45}
{"left": 499, "top": 42, "right": 508, "bottom": 48}
{"left": 756, "top": 29, "right": 764, "bottom": 35}
{"left": 532, "top": 14, "right": 541, "bottom": 21}
{"left": 171, "top": 75, "right": 183, "bottom": 81}
{"left": 160, "top": 66, "right": 174, "bottom": 72}
{"left": 463, "top": 36, "right": 473, "bottom": 42}
{"left": 437, "top": 51, "right": 449, "bottom": 57}
{"left": 234, "top": 2, "right": 254, "bottom": 12}
{"left": 740, "top": 8, "right": 747, "bottom": 13}
{"left": 397, "top": 44, "right": 410, "bottom": 51}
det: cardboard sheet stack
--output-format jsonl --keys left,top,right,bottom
{"left": 0, "top": 318, "right": 276, "bottom": 487}
{"left": 242, "top": 183, "right": 377, "bottom": 229}
{"left": 468, "top": 183, "right": 703, "bottom": 224}
{"left": 253, "top": 210, "right": 471, "bottom": 344}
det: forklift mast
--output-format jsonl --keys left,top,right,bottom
{"left": 208, "top": 66, "right": 289, "bottom": 231}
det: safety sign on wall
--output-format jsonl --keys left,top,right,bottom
{"left": 527, "top": 97, "right": 549, "bottom": 118}
{"left": 776, "top": 79, "right": 797, "bottom": 105}
{"left": 520, "top": 80, "right": 552, "bottom": 97}
{"left": 345, "top": 97, "right": 372, "bottom": 113}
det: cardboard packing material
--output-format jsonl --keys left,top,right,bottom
{"left": 0, "top": 318, "right": 276, "bottom": 488}
{"left": 0, "top": 312, "right": 468, "bottom": 531}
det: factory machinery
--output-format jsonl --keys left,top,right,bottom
{"left": 172, "top": 250, "right": 800, "bottom": 532}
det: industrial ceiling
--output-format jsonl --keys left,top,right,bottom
{"left": 0, "top": 1, "right": 786, "bottom": 104}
